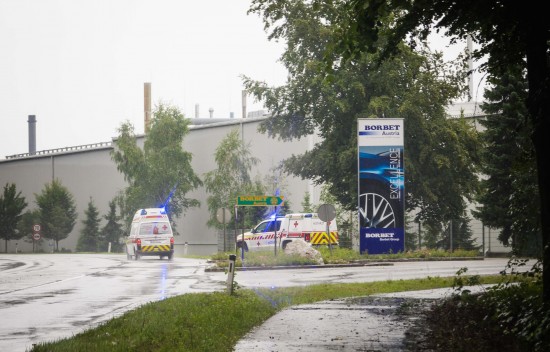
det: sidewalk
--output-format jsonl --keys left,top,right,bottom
{"left": 234, "top": 286, "right": 488, "bottom": 351}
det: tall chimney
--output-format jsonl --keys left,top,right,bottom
{"left": 144, "top": 82, "right": 151, "bottom": 133}
{"left": 195, "top": 104, "right": 199, "bottom": 118}
{"left": 242, "top": 90, "right": 247, "bottom": 118}
{"left": 209, "top": 107, "right": 214, "bottom": 118}
{"left": 28, "top": 115, "right": 36, "bottom": 155}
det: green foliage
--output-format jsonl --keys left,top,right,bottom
{"left": 246, "top": 1, "right": 480, "bottom": 227}
{"left": 0, "top": 182, "right": 27, "bottom": 252}
{"left": 474, "top": 69, "right": 541, "bottom": 257}
{"left": 76, "top": 198, "right": 101, "bottom": 252}
{"left": 204, "top": 129, "right": 288, "bottom": 231}
{"left": 100, "top": 200, "right": 124, "bottom": 253}
{"left": 30, "top": 291, "right": 277, "bottom": 352}
{"left": 323, "top": 0, "right": 550, "bottom": 302}
{"left": 300, "top": 191, "right": 314, "bottom": 213}
{"left": 31, "top": 275, "right": 510, "bottom": 352}
{"left": 204, "top": 128, "right": 259, "bottom": 230}
{"left": 426, "top": 259, "right": 548, "bottom": 351}
{"left": 438, "top": 217, "right": 479, "bottom": 251}
{"left": 111, "top": 103, "right": 202, "bottom": 232}
{"left": 35, "top": 179, "right": 77, "bottom": 251}
{"left": 17, "top": 209, "right": 41, "bottom": 246}
{"left": 212, "top": 247, "right": 480, "bottom": 268}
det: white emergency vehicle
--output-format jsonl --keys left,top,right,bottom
{"left": 236, "top": 213, "right": 338, "bottom": 252}
{"left": 126, "top": 208, "right": 174, "bottom": 260}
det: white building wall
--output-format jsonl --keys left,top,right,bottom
{"left": 0, "top": 118, "right": 313, "bottom": 255}
{"left": 0, "top": 112, "right": 511, "bottom": 256}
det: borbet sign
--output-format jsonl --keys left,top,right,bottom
{"left": 357, "top": 118, "right": 405, "bottom": 254}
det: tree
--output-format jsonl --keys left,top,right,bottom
{"left": 319, "top": 0, "right": 550, "bottom": 302}
{"left": 76, "top": 198, "right": 101, "bottom": 252}
{"left": 0, "top": 183, "right": 27, "bottom": 252}
{"left": 438, "top": 217, "right": 479, "bottom": 252}
{"left": 474, "top": 68, "right": 541, "bottom": 257}
{"left": 111, "top": 103, "right": 202, "bottom": 232}
{"left": 100, "top": 200, "right": 124, "bottom": 253}
{"left": 35, "top": 179, "right": 77, "bottom": 251}
{"left": 17, "top": 209, "right": 42, "bottom": 251}
{"left": 246, "top": 1, "right": 479, "bottom": 226}
{"left": 204, "top": 129, "right": 262, "bottom": 231}
{"left": 301, "top": 191, "right": 315, "bottom": 213}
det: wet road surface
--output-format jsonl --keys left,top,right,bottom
{"left": 0, "top": 255, "right": 518, "bottom": 352}
{"left": 0, "top": 254, "right": 224, "bottom": 352}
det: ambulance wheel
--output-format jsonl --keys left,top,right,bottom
{"left": 167, "top": 253, "right": 173, "bottom": 260}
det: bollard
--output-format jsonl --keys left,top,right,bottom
{"left": 226, "top": 254, "right": 237, "bottom": 295}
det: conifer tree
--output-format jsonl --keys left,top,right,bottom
{"left": 77, "top": 198, "right": 101, "bottom": 252}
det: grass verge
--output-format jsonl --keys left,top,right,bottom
{"left": 210, "top": 247, "right": 481, "bottom": 268}
{"left": 30, "top": 274, "right": 508, "bottom": 352}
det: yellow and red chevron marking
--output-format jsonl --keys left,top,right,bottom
{"left": 141, "top": 245, "right": 171, "bottom": 252}
{"left": 309, "top": 231, "right": 339, "bottom": 245}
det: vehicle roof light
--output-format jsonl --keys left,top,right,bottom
{"left": 140, "top": 209, "right": 147, "bottom": 215}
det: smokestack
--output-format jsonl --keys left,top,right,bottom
{"left": 209, "top": 107, "right": 214, "bottom": 118}
{"left": 242, "top": 90, "right": 247, "bottom": 118}
{"left": 195, "top": 104, "right": 199, "bottom": 118}
{"left": 144, "top": 82, "right": 151, "bottom": 133}
{"left": 28, "top": 115, "right": 36, "bottom": 155}
{"left": 230, "top": 112, "right": 234, "bottom": 119}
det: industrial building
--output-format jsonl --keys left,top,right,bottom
{"left": 0, "top": 86, "right": 509, "bottom": 256}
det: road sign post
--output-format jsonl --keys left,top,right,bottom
{"left": 236, "top": 195, "right": 285, "bottom": 257}
{"left": 317, "top": 204, "right": 336, "bottom": 255}
{"left": 217, "top": 207, "right": 231, "bottom": 251}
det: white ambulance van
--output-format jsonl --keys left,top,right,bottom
{"left": 126, "top": 208, "right": 174, "bottom": 260}
{"left": 236, "top": 213, "right": 338, "bottom": 252}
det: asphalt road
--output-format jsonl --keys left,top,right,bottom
{"left": 0, "top": 254, "right": 518, "bottom": 352}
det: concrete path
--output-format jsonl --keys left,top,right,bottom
{"left": 234, "top": 286, "right": 490, "bottom": 351}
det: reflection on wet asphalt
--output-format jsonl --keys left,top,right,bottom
{"left": 0, "top": 254, "right": 224, "bottom": 352}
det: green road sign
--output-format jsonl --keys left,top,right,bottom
{"left": 237, "top": 195, "right": 284, "bottom": 206}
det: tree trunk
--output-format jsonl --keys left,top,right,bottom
{"left": 525, "top": 20, "right": 550, "bottom": 302}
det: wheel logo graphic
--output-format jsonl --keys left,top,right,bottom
{"left": 359, "top": 193, "right": 396, "bottom": 228}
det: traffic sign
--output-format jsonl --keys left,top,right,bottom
{"left": 33, "top": 224, "right": 41, "bottom": 232}
{"left": 236, "top": 195, "right": 284, "bottom": 206}
{"left": 216, "top": 207, "right": 231, "bottom": 224}
{"left": 33, "top": 233, "right": 41, "bottom": 241}
{"left": 317, "top": 204, "right": 336, "bottom": 222}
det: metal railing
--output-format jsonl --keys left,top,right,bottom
{"left": 5, "top": 141, "right": 112, "bottom": 160}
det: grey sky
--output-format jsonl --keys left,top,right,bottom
{"left": 0, "top": 0, "right": 483, "bottom": 159}
{"left": 0, "top": 0, "right": 286, "bottom": 158}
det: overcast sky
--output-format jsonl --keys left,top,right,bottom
{"left": 0, "top": 0, "right": 482, "bottom": 159}
{"left": 0, "top": 0, "right": 288, "bottom": 158}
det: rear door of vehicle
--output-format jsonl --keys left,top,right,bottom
{"left": 139, "top": 221, "right": 172, "bottom": 253}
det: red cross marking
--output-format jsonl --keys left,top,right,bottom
{"left": 293, "top": 221, "right": 299, "bottom": 228}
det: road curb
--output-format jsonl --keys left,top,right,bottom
{"left": 204, "top": 256, "right": 485, "bottom": 272}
